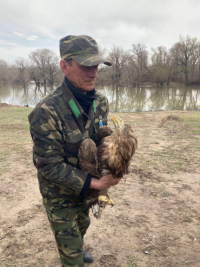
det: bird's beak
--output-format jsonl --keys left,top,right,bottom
{"left": 111, "top": 116, "right": 124, "bottom": 128}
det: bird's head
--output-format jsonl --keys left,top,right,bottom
{"left": 111, "top": 115, "right": 124, "bottom": 129}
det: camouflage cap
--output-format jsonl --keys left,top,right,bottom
{"left": 59, "top": 35, "right": 112, "bottom": 66}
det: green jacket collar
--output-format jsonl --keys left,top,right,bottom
{"left": 62, "top": 78, "right": 97, "bottom": 120}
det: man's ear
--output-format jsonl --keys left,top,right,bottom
{"left": 60, "top": 60, "right": 69, "bottom": 75}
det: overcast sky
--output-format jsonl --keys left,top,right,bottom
{"left": 1, "top": 0, "right": 200, "bottom": 62}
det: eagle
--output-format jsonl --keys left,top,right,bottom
{"left": 78, "top": 115, "right": 138, "bottom": 218}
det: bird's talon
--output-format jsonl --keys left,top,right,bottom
{"left": 98, "top": 194, "right": 114, "bottom": 207}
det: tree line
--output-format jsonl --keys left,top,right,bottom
{"left": 0, "top": 49, "right": 63, "bottom": 90}
{"left": 0, "top": 35, "right": 200, "bottom": 88}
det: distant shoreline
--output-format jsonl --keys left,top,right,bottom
{"left": 0, "top": 103, "right": 30, "bottom": 108}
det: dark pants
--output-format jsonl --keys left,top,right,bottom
{"left": 43, "top": 197, "right": 90, "bottom": 267}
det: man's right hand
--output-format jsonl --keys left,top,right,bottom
{"left": 89, "top": 174, "right": 121, "bottom": 190}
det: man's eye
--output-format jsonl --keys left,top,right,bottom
{"left": 80, "top": 65, "right": 98, "bottom": 71}
{"left": 81, "top": 66, "right": 88, "bottom": 71}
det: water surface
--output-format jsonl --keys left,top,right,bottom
{"left": 0, "top": 83, "right": 200, "bottom": 112}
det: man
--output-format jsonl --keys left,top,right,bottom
{"left": 28, "top": 35, "right": 121, "bottom": 267}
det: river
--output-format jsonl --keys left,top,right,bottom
{"left": 0, "top": 82, "right": 200, "bottom": 112}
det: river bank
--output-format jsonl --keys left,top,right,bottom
{"left": 0, "top": 106, "right": 200, "bottom": 267}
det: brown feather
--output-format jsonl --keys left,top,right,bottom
{"left": 94, "top": 126, "right": 113, "bottom": 146}
{"left": 98, "top": 124, "right": 137, "bottom": 178}
{"left": 78, "top": 139, "right": 99, "bottom": 178}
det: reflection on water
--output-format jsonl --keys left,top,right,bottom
{"left": 97, "top": 86, "right": 200, "bottom": 112}
{"left": 0, "top": 82, "right": 200, "bottom": 112}
{"left": 0, "top": 82, "right": 54, "bottom": 108}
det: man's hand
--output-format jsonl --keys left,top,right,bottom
{"left": 90, "top": 174, "right": 121, "bottom": 190}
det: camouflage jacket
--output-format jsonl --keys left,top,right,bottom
{"left": 28, "top": 79, "right": 109, "bottom": 204}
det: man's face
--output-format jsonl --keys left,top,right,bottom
{"left": 64, "top": 60, "right": 99, "bottom": 93}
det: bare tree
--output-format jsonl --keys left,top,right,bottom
{"left": 170, "top": 36, "right": 200, "bottom": 86}
{"left": 15, "top": 58, "right": 30, "bottom": 85}
{"left": 129, "top": 44, "right": 148, "bottom": 86}
{"left": 7, "top": 63, "right": 19, "bottom": 83}
{"left": 29, "top": 65, "right": 41, "bottom": 87}
{"left": 107, "top": 46, "right": 128, "bottom": 93}
{"left": 96, "top": 47, "right": 110, "bottom": 85}
{"left": 0, "top": 60, "right": 9, "bottom": 82}
{"left": 46, "top": 52, "right": 60, "bottom": 87}
{"left": 148, "top": 46, "right": 174, "bottom": 86}
{"left": 29, "top": 49, "right": 59, "bottom": 88}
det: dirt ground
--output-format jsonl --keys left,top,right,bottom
{"left": 0, "top": 104, "right": 200, "bottom": 267}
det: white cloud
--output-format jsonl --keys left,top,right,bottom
{"left": 0, "top": 44, "right": 39, "bottom": 62}
{"left": 13, "top": 31, "right": 26, "bottom": 37}
{"left": 27, "top": 35, "right": 39, "bottom": 41}
{"left": 0, "top": 39, "right": 17, "bottom": 46}
{"left": 12, "top": 31, "right": 39, "bottom": 41}
{"left": 30, "top": 35, "right": 39, "bottom": 39}
{"left": 0, "top": 41, "right": 59, "bottom": 62}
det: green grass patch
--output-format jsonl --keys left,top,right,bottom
{"left": 179, "top": 113, "right": 200, "bottom": 130}
{"left": 0, "top": 107, "right": 32, "bottom": 125}
{"left": 0, "top": 107, "right": 33, "bottom": 175}
{"left": 125, "top": 255, "right": 140, "bottom": 267}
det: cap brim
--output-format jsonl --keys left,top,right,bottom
{"left": 72, "top": 54, "right": 112, "bottom": 66}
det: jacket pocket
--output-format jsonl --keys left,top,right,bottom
{"left": 63, "top": 126, "right": 84, "bottom": 166}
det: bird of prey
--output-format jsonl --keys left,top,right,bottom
{"left": 78, "top": 115, "right": 138, "bottom": 218}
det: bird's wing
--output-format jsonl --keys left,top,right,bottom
{"left": 78, "top": 139, "right": 99, "bottom": 178}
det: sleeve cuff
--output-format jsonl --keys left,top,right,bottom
{"left": 80, "top": 174, "right": 92, "bottom": 195}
